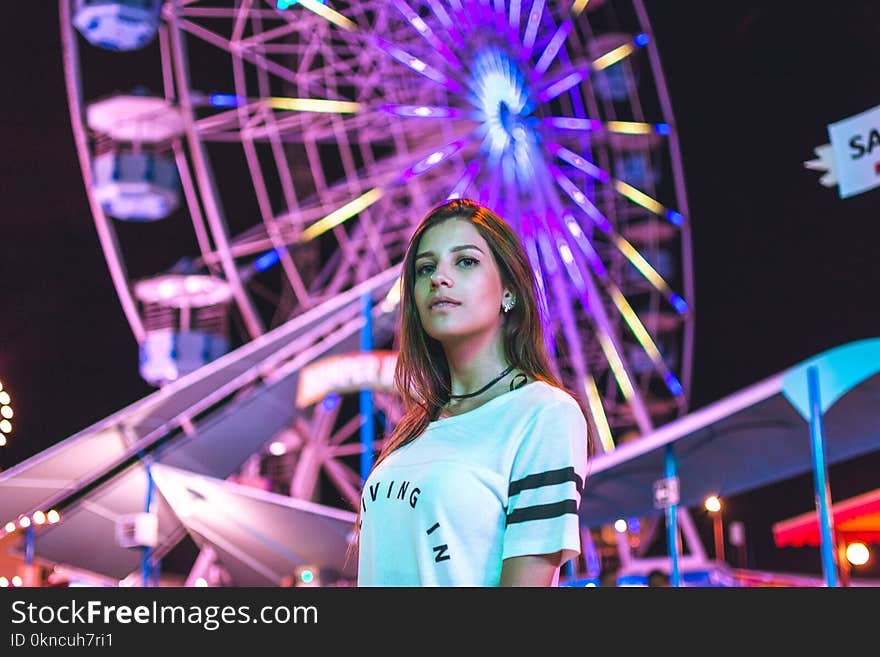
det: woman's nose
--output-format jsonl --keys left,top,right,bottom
{"left": 430, "top": 270, "right": 452, "bottom": 288}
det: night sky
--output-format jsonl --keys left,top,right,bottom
{"left": 1, "top": 2, "right": 879, "bottom": 579}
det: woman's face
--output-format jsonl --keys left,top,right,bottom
{"left": 413, "top": 218, "right": 510, "bottom": 345}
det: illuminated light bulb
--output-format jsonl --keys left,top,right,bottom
{"left": 268, "top": 441, "right": 287, "bottom": 456}
{"left": 705, "top": 495, "right": 721, "bottom": 513}
{"left": 0, "top": 420, "right": 11, "bottom": 433}
{"left": 47, "top": 510, "right": 61, "bottom": 524}
{"left": 4, "top": 522, "right": 15, "bottom": 533}
{"left": 558, "top": 243, "right": 574, "bottom": 265}
{"left": 614, "top": 518, "right": 627, "bottom": 533}
{"left": 11, "top": 576, "right": 22, "bottom": 587}
{"left": 0, "top": 391, "right": 9, "bottom": 404}
{"left": 1, "top": 406, "right": 12, "bottom": 419}
{"left": 0, "top": 435, "right": 6, "bottom": 447}
{"left": 0, "top": 577, "right": 8, "bottom": 587}
{"left": 18, "top": 516, "right": 30, "bottom": 528}
{"left": 32, "top": 511, "right": 46, "bottom": 525}
{"left": 846, "top": 542, "right": 870, "bottom": 566}
{"left": 157, "top": 280, "right": 177, "bottom": 299}
{"left": 194, "top": 578, "right": 208, "bottom": 587}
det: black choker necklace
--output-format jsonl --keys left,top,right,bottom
{"left": 449, "top": 365, "right": 515, "bottom": 400}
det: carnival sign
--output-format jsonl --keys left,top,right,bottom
{"left": 296, "top": 351, "right": 397, "bottom": 408}
{"left": 805, "top": 102, "right": 880, "bottom": 198}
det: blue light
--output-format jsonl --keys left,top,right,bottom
{"left": 666, "top": 209, "right": 683, "bottom": 225}
{"left": 209, "top": 94, "right": 242, "bottom": 108}
{"left": 670, "top": 293, "right": 689, "bottom": 314}
{"left": 254, "top": 249, "right": 280, "bottom": 271}
{"left": 277, "top": 0, "right": 325, "bottom": 8}
{"left": 664, "top": 371, "right": 684, "bottom": 396}
{"left": 322, "top": 393, "right": 341, "bottom": 412}
{"left": 300, "top": 569, "right": 314, "bottom": 583}
{"left": 655, "top": 122, "right": 671, "bottom": 135}
{"left": 634, "top": 33, "right": 650, "bottom": 47}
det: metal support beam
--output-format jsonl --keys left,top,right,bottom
{"left": 664, "top": 445, "right": 681, "bottom": 586}
{"left": 807, "top": 365, "right": 838, "bottom": 587}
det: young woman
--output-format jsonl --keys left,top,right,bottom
{"left": 356, "top": 199, "right": 591, "bottom": 586}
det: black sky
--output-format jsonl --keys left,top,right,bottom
{"left": 1, "top": 2, "right": 879, "bottom": 578}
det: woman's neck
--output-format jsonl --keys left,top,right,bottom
{"left": 443, "top": 331, "right": 510, "bottom": 398}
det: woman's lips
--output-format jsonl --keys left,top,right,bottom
{"left": 430, "top": 301, "right": 460, "bottom": 311}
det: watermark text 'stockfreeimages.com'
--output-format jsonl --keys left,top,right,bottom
{"left": 9, "top": 598, "right": 317, "bottom": 633}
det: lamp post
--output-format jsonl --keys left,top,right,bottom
{"left": 705, "top": 495, "right": 725, "bottom": 563}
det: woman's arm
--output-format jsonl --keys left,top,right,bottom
{"left": 499, "top": 551, "right": 565, "bottom": 587}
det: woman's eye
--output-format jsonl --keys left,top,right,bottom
{"left": 458, "top": 257, "right": 478, "bottom": 267}
{"left": 416, "top": 263, "right": 434, "bottom": 277}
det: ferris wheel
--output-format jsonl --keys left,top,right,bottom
{"left": 62, "top": 0, "right": 694, "bottom": 511}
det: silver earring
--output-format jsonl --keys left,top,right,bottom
{"left": 502, "top": 297, "right": 516, "bottom": 313}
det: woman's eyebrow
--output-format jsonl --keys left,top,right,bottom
{"left": 415, "top": 244, "right": 485, "bottom": 260}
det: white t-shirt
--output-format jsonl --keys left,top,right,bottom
{"left": 357, "top": 380, "right": 589, "bottom": 586}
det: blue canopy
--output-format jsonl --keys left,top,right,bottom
{"left": 579, "top": 337, "right": 880, "bottom": 528}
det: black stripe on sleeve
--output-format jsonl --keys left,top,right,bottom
{"left": 509, "top": 466, "right": 583, "bottom": 497}
{"left": 506, "top": 500, "right": 578, "bottom": 526}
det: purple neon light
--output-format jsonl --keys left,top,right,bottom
{"left": 549, "top": 163, "right": 612, "bottom": 232}
{"left": 521, "top": 0, "right": 546, "bottom": 60}
{"left": 538, "top": 68, "right": 590, "bottom": 102}
{"left": 533, "top": 19, "right": 573, "bottom": 78}
{"left": 545, "top": 142, "right": 609, "bottom": 183}
{"left": 561, "top": 212, "right": 607, "bottom": 278}
{"left": 447, "top": 160, "right": 481, "bottom": 199}
{"left": 542, "top": 116, "right": 602, "bottom": 132}
{"left": 392, "top": 0, "right": 462, "bottom": 68}
{"left": 553, "top": 230, "right": 587, "bottom": 295}
{"left": 425, "top": 0, "right": 464, "bottom": 49}
{"left": 378, "top": 104, "right": 462, "bottom": 119}
{"left": 401, "top": 139, "right": 465, "bottom": 181}
{"left": 373, "top": 36, "right": 462, "bottom": 93}
{"left": 518, "top": 213, "right": 553, "bottom": 338}
{"left": 545, "top": 207, "right": 607, "bottom": 293}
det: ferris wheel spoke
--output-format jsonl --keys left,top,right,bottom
{"left": 321, "top": 457, "right": 365, "bottom": 511}
{"left": 531, "top": 12, "right": 576, "bottom": 79}
{"left": 545, "top": 139, "right": 683, "bottom": 227}
{"left": 544, "top": 210, "right": 684, "bottom": 401}
{"left": 234, "top": 129, "right": 310, "bottom": 307}
{"left": 608, "top": 232, "right": 689, "bottom": 315}
{"left": 530, "top": 182, "right": 655, "bottom": 434}
{"left": 547, "top": 161, "right": 612, "bottom": 232}
{"left": 521, "top": 0, "right": 547, "bottom": 61}
{"left": 424, "top": 0, "right": 465, "bottom": 51}
{"left": 583, "top": 373, "right": 616, "bottom": 453}
{"left": 327, "top": 413, "right": 367, "bottom": 449}
{"left": 291, "top": 0, "right": 359, "bottom": 33}
{"left": 605, "top": 282, "right": 685, "bottom": 398}
{"left": 392, "top": 0, "right": 463, "bottom": 69}
{"left": 371, "top": 35, "right": 463, "bottom": 93}
{"left": 535, "top": 220, "right": 593, "bottom": 410}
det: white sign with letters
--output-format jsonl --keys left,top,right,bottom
{"left": 806, "top": 102, "right": 880, "bottom": 199}
{"left": 653, "top": 476, "right": 680, "bottom": 509}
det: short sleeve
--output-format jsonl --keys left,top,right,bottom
{"left": 502, "top": 397, "right": 589, "bottom": 562}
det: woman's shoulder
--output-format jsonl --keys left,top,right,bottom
{"left": 521, "top": 380, "right": 581, "bottom": 408}
{"left": 512, "top": 381, "right": 584, "bottom": 423}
